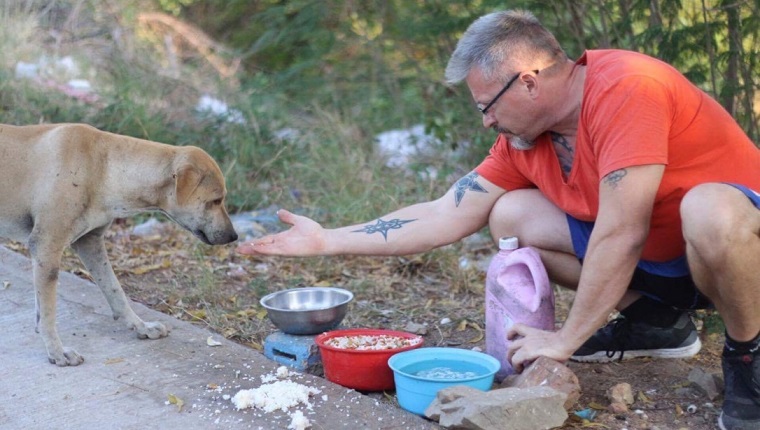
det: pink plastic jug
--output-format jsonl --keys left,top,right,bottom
{"left": 485, "top": 236, "right": 555, "bottom": 381}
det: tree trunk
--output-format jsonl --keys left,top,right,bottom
{"left": 721, "top": 0, "right": 740, "bottom": 116}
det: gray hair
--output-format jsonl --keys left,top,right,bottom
{"left": 445, "top": 10, "right": 566, "bottom": 84}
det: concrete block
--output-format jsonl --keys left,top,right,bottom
{"left": 263, "top": 331, "right": 322, "bottom": 373}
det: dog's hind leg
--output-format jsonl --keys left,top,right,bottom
{"left": 29, "top": 232, "right": 85, "bottom": 366}
{"left": 71, "top": 230, "right": 169, "bottom": 340}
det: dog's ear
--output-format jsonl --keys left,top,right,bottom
{"left": 174, "top": 164, "right": 203, "bottom": 205}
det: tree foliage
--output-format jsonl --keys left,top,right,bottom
{"left": 170, "top": 0, "right": 759, "bottom": 143}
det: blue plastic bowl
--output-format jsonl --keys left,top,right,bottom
{"left": 388, "top": 347, "right": 500, "bottom": 415}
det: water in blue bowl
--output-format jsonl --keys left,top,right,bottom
{"left": 404, "top": 360, "right": 490, "bottom": 380}
{"left": 388, "top": 347, "right": 500, "bottom": 416}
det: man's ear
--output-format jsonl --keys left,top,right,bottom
{"left": 174, "top": 164, "right": 203, "bottom": 205}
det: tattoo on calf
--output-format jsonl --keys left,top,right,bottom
{"left": 604, "top": 169, "right": 627, "bottom": 188}
{"left": 454, "top": 172, "right": 488, "bottom": 207}
{"left": 352, "top": 218, "right": 416, "bottom": 241}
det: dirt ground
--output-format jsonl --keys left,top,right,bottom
{"left": 5, "top": 217, "right": 727, "bottom": 430}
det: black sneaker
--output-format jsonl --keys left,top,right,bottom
{"left": 719, "top": 345, "right": 760, "bottom": 430}
{"left": 570, "top": 311, "right": 701, "bottom": 362}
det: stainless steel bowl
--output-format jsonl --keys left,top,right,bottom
{"left": 260, "top": 287, "right": 353, "bottom": 335}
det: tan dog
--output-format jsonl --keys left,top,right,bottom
{"left": 0, "top": 123, "right": 238, "bottom": 366}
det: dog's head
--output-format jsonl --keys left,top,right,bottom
{"left": 163, "top": 147, "right": 238, "bottom": 245}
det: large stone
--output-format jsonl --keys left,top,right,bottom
{"left": 606, "top": 382, "right": 634, "bottom": 413}
{"left": 607, "top": 382, "right": 634, "bottom": 405}
{"left": 688, "top": 367, "right": 724, "bottom": 401}
{"left": 500, "top": 356, "right": 581, "bottom": 410}
{"left": 426, "top": 385, "right": 483, "bottom": 422}
{"left": 425, "top": 385, "right": 568, "bottom": 430}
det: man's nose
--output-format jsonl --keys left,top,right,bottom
{"left": 482, "top": 112, "right": 496, "bottom": 129}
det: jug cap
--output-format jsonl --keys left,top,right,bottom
{"left": 498, "top": 236, "right": 519, "bottom": 250}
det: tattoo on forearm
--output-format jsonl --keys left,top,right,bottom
{"left": 454, "top": 172, "right": 488, "bottom": 207}
{"left": 604, "top": 169, "right": 627, "bottom": 188}
{"left": 352, "top": 218, "right": 416, "bottom": 241}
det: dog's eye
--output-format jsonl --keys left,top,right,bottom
{"left": 205, "top": 198, "right": 223, "bottom": 210}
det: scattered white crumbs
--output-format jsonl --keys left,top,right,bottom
{"left": 232, "top": 380, "right": 321, "bottom": 413}
{"left": 288, "top": 410, "right": 311, "bottom": 430}
{"left": 276, "top": 365, "right": 290, "bottom": 378}
{"left": 260, "top": 373, "right": 278, "bottom": 384}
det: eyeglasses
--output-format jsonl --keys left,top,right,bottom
{"left": 477, "top": 69, "right": 539, "bottom": 115}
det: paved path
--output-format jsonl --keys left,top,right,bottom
{"left": 0, "top": 246, "right": 437, "bottom": 430}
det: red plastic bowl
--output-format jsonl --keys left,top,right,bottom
{"left": 315, "top": 328, "right": 424, "bottom": 391}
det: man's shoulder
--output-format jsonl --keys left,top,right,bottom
{"left": 584, "top": 49, "right": 682, "bottom": 90}
{"left": 586, "top": 49, "right": 663, "bottom": 70}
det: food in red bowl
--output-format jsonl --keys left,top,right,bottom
{"left": 315, "top": 328, "right": 424, "bottom": 391}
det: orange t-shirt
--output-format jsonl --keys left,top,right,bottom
{"left": 475, "top": 49, "right": 760, "bottom": 262}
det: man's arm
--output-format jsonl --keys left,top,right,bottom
{"left": 507, "top": 164, "right": 665, "bottom": 369}
{"left": 557, "top": 164, "right": 665, "bottom": 349}
{"left": 236, "top": 171, "right": 507, "bottom": 257}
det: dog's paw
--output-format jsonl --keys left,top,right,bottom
{"left": 135, "top": 321, "right": 169, "bottom": 340}
{"left": 48, "top": 348, "right": 85, "bottom": 366}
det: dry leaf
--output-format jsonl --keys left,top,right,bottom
{"left": 468, "top": 331, "right": 484, "bottom": 343}
{"left": 104, "top": 357, "right": 125, "bottom": 365}
{"left": 588, "top": 401, "right": 607, "bottom": 410}
{"left": 131, "top": 259, "right": 171, "bottom": 275}
{"left": 236, "top": 309, "right": 256, "bottom": 318}
{"left": 456, "top": 319, "right": 468, "bottom": 332}
{"left": 167, "top": 394, "right": 184, "bottom": 412}
{"left": 580, "top": 422, "right": 609, "bottom": 428}
{"left": 245, "top": 341, "right": 262, "bottom": 351}
{"left": 637, "top": 391, "right": 652, "bottom": 403}
{"left": 188, "top": 309, "right": 207, "bottom": 320}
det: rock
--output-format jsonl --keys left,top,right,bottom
{"left": 425, "top": 385, "right": 567, "bottom": 430}
{"left": 229, "top": 207, "right": 282, "bottom": 240}
{"left": 403, "top": 322, "right": 428, "bottom": 335}
{"left": 500, "top": 356, "right": 581, "bottom": 410}
{"left": 374, "top": 124, "right": 442, "bottom": 169}
{"left": 687, "top": 367, "right": 724, "bottom": 401}
{"left": 131, "top": 218, "right": 164, "bottom": 237}
{"left": 607, "top": 382, "right": 634, "bottom": 405}
{"left": 608, "top": 401, "right": 629, "bottom": 414}
{"left": 426, "top": 385, "right": 482, "bottom": 421}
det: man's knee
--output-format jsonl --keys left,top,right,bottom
{"left": 488, "top": 190, "right": 534, "bottom": 236}
{"left": 681, "top": 183, "right": 757, "bottom": 259}
{"left": 488, "top": 189, "right": 568, "bottom": 248}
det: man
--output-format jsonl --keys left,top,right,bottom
{"left": 237, "top": 10, "right": 760, "bottom": 430}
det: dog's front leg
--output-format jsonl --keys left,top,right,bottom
{"left": 30, "top": 237, "right": 85, "bottom": 366}
{"left": 71, "top": 231, "right": 169, "bottom": 340}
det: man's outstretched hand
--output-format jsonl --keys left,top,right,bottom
{"left": 235, "top": 209, "right": 327, "bottom": 256}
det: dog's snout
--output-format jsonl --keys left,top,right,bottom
{"left": 202, "top": 228, "right": 238, "bottom": 245}
{"left": 222, "top": 230, "right": 239, "bottom": 244}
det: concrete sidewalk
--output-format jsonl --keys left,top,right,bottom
{"left": 0, "top": 246, "right": 437, "bottom": 430}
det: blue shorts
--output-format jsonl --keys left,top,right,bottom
{"left": 567, "top": 183, "right": 760, "bottom": 309}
